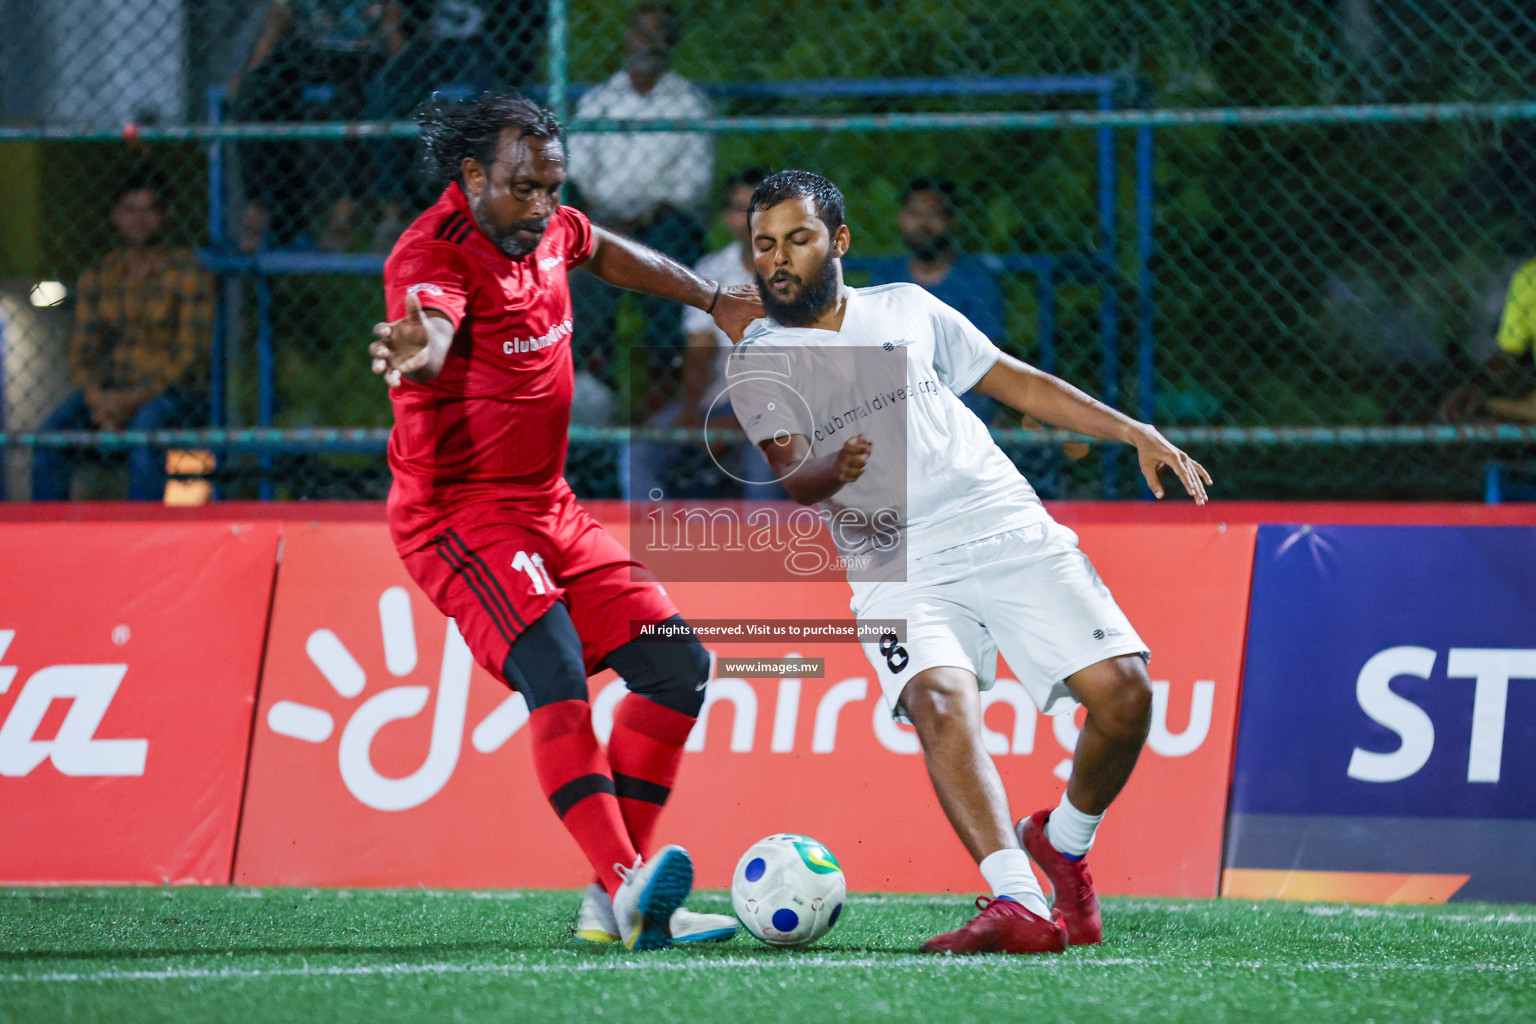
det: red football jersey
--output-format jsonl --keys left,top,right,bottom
{"left": 382, "top": 183, "right": 594, "bottom": 554}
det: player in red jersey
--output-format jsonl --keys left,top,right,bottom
{"left": 368, "top": 93, "right": 760, "bottom": 950}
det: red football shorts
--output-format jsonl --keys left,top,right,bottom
{"left": 401, "top": 489, "right": 678, "bottom": 686}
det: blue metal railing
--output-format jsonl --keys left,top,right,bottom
{"left": 14, "top": 100, "right": 1536, "bottom": 143}
{"left": 10, "top": 423, "right": 1536, "bottom": 453}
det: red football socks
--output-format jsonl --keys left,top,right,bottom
{"left": 605, "top": 694, "right": 696, "bottom": 856}
{"left": 528, "top": 699, "right": 637, "bottom": 897}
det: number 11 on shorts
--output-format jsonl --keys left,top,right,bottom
{"left": 513, "top": 550, "right": 556, "bottom": 594}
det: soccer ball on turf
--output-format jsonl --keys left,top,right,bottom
{"left": 730, "top": 833, "right": 847, "bottom": 947}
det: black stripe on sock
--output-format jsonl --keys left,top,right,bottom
{"left": 548, "top": 773, "right": 617, "bottom": 818}
{"left": 446, "top": 528, "right": 529, "bottom": 630}
{"left": 613, "top": 772, "right": 671, "bottom": 806}
{"left": 433, "top": 538, "right": 517, "bottom": 648}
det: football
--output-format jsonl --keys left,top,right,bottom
{"left": 730, "top": 833, "right": 847, "bottom": 947}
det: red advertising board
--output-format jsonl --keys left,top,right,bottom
{"left": 235, "top": 523, "right": 559, "bottom": 887}
{"left": 237, "top": 516, "right": 1254, "bottom": 897}
{"left": 0, "top": 522, "right": 280, "bottom": 884}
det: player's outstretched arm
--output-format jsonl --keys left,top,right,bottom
{"left": 757, "top": 433, "right": 871, "bottom": 505}
{"left": 582, "top": 226, "right": 764, "bottom": 342}
{"left": 973, "top": 353, "right": 1212, "bottom": 504}
{"left": 369, "top": 291, "right": 456, "bottom": 387}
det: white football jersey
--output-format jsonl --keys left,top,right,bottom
{"left": 725, "top": 283, "right": 1049, "bottom": 583}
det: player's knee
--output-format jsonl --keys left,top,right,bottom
{"left": 601, "top": 615, "right": 709, "bottom": 718}
{"left": 900, "top": 670, "right": 975, "bottom": 728}
{"left": 501, "top": 602, "right": 589, "bottom": 710}
{"left": 1083, "top": 659, "right": 1153, "bottom": 742}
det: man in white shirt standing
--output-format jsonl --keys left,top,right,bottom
{"left": 727, "top": 171, "right": 1211, "bottom": 956}
{"left": 567, "top": 2, "right": 713, "bottom": 401}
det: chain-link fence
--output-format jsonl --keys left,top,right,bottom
{"left": 3, "top": 1, "right": 1536, "bottom": 502}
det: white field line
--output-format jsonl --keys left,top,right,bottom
{"left": 848, "top": 895, "right": 1536, "bottom": 926}
{"left": 1109, "top": 899, "right": 1536, "bottom": 926}
{"left": 4, "top": 955, "right": 1528, "bottom": 986}
{"left": 10, "top": 890, "right": 1535, "bottom": 925}
{"left": 1297, "top": 906, "right": 1536, "bottom": 925}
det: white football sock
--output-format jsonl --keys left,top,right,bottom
{"left": 978, "top": 849, "right": 1049, "bottom": 919}
{"left": 1045, "top": 791, "right": 1103, "bottom": 858}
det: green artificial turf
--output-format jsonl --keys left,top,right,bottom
{"left": 1, "top": 887, "right": 1533, "bottom": 1023}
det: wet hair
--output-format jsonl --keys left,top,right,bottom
{"left": 417, "top": 92, "right": 563, "bottom": 188}
{"left": 630, "top": 2, "right": 681, "bottom": 49}
{"left": 747, "top": 169, "right": 845, "bottom": 235}
{"left": 905, "top": 176, "right": 957, "bottom": 216}
{"left": 114, "top": 166, "right": 166, "bottom": 205}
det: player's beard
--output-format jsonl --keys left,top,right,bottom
{"left": 757, "top": 249, "right": 841, "bottom": 327}
{"left": 470, "top": 193, "right": 548, "bottom": 259}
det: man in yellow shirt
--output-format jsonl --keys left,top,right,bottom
{"left": 1441, "top": 258, "right": 1536, "bottom": 422}
{"left": 32, "top": 169, "right": 213, "bottom": 500}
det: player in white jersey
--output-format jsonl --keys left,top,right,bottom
{"left": 727, "top": 171, "right": 1211, "bottom": 956}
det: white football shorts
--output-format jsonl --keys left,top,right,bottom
{"left": 852, "top": 519, "right": 1149, "bottom": 722}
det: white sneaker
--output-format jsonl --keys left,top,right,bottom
{"left": 576, "top": 883, "right": 620, "bottom": 943}
{"left": 610, "top": 845, "right": 693, "bottom": 950}
{"left": 669, "top": 907, "right": 738, "bottom": 943}
{"left": 576, "top": 882, "right": 738, "bottom": 945}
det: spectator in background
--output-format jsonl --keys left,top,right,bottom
{"left": 366, "top": 0, "right": 546, "bottom": 251}
{"left": 1441, "top": 257, "right": 1536, "bottom": 422}
{"left": 229, "top": 0, "right": 394, "bottom": 250}
{"left": 33, "top": 170, "right": 213, "bottom": 501}
{"left": 566, "top": 2, "right": 712, "bottom": 402}
{"left": 868, "top": 178, "right": 1086, "bottom": 493}
{"left": 867, "top": 179, "right": 1003, "bottom": 423}
{"left": 624, "top": 169, "right": 784, "bottom": 500}
{"left": 1321, "top": 241, "right": 1456, "bottom": 424}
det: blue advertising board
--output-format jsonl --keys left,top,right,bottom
{"left": 1228, "top": 525, "right": 1536, "bottom": 902}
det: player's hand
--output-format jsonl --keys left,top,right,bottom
{"left": 1133, "top": 425, "right": 1211, "bottom": 504}
{"left": 834, "top": 434, "right": 872, "bottom": 483}
{"left": 370, "top": 291, "right": 433, "bottom": 388}
{"left": 711, "top": 283, "right": 765, "bottom": 344}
